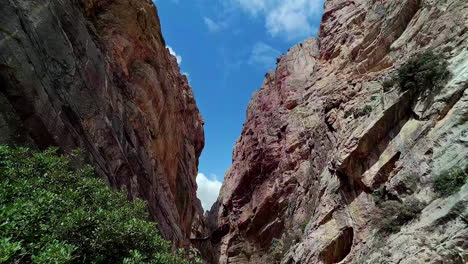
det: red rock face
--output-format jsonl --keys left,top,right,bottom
{"left": 0, "top": 0, "right": 206, "bottom": 248}
{"left": 209, "top": 0, "right": 468, "bottom": 263}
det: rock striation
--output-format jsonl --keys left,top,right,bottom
{"left": 209, "top": 0, "right": 468, "bottom": 263}
{"left": 0, "top": 0, "right": 206, "bottom": 249}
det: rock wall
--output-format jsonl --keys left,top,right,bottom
{"left": 209, "top": 0, "right": 468, "bottom": 263}
{"left": 0, "top": 0, "right": 207, "bottom": 248}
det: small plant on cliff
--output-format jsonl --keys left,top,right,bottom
{"left": 383, "top": 50, "right": 450, "bottom": 94}
{"left": 375, "top": 198, "right": 426, "bottom": 234}
{"left": 353, "top": 105, "right": 373, "bottom": 118}
{"left": 382, "top": 78, "right": 396, "bottom": 92}
{"left": 0, "top": 146, "right": 194, "bottom": 264}
{"left": 344, "top": 105, "right": 373, "bottom": 119}
{"left": 397, "top": 50, "right": 450, "bottom": 92}
{"left": 300, "top": 221, "right": 309, "bottom": 233}
{"left": 433, "top": 166, "right": 468, "bottom": 197}
{"left": 344, "top": 110, "right": 353, "bottom": 118}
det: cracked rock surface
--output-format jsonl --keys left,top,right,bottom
{"left": 208, "top": 0, "right": 468, "bottom": 263}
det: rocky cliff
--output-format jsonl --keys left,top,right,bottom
{"left": 209, "top": 0, "right": 468, "bottom": 263}
{"left": 0, "top": 0, "right": 206, "bottom": 249}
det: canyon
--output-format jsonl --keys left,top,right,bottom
{"left": 1, "top": 0, "right": 467, "bottom": 264}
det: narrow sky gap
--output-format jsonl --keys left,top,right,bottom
{"left": 156, "top": 0, "right": 325, "bottom": 210}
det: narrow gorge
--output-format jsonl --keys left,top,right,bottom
{"left": 0, "top": 0, "right": 467, "bottom": 264}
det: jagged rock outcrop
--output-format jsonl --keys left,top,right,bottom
{"left": 0, "top": 0, "right": 207, "bottom": 249}
{"left": 209, "top": 0, "right": 468, "bottom": 263}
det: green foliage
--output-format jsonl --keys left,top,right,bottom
{"left": 0, "top": 238, "right": 21, "bottom": 263}
{"left": 383, "top": 50, "right": 450, "bottom": 94}
{"left": 344, "top": 105, "right": 373, "bottom": 119}
{"left": 344, "top": 110, "right": 353, "bottom": 118}
{"left": 376, "top": 198, "right": 426, "bottom": 235}
{"left": 300, "top": 221, "right": 309, "bottom": 233}
{"left": 0, "top": 146, "right": 194, "bottom": 264}
{"left": 31, "top": 241, "right": 75, "bottom": 264}
{"left": 433, "top": 166, "right": 468, "bottom": 197}
{"left": 353, "top": 105, "right": 373, "bottom": 118}
{"left": 397, "top": 50, "right": 450, "bottom": 92}
{"left": 382, "top": 78, "right": 396, "bottom": 92}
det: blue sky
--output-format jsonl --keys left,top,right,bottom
{"left": 155, "top": 0, "right": 325, "bottom": 210}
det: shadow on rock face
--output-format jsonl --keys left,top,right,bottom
{"left": 319, "top": 227, "right": 354, "bottom": 264}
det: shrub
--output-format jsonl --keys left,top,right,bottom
{"left": 344, "top": 110, "right": 353, "bottom": 118}
{"left": 382, "top": 78, "right": 395, "bottom": 92}
{"left": 381, "top": 51, "right": 450, "bottom": 95}
{"left": 396, "top": 50, "right": 450, "bottom": 93}
{"left": 398, "top": 50, "right": 450, "bottom": 90}
{"left": 344, "top": 105, "right": 373, "bottom": 119}
{"left": 376, "top": 198, "right": 425, "bottom": 234}
{"left": 300, "top": 221, "right": 309, "bottom": 233}
{"left": 433, "top": 166, "right": 468, "bottom": 197}
{"left": 0, "top": 146, "right": 195, "bottom": 264}
{"left": 353, "top": 105, "right": 373, "bottom": 118}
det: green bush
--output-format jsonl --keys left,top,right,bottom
{"left": 0, "top": 146, "right": 195, "bottom": 264}
{"left": 381, "top": 50, "right": 450, "bottom": 95}
{"left": 300, "top": 221, "right": 309, "bottom": 233}
{"left": 344, "top": 110, "right": 353, "bottom": 118}
{"left": 433, "top": 166, "right": 467, "bottom": 197}
{"left": 344, "top": 105, "right": 373, "bottom": 119}
{"left": 353, "top": 105, "right": 373, "bottom": 118}
{"left": 382, "top": 78, "right": 396, "bottom": 92}
{"left": 376, "top": 198, "right": 425, "bottom": 234}
{"left": 383, "top": 50, "right": 450, "bottom": 94}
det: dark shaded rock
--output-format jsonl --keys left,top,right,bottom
{"left": 0, "top": 0, "right": 207, "bottom": 250}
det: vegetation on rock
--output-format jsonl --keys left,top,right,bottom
{"left": 373, "top": 197, "right": 426, "bottom": 235}
{"left": 383, "top": 50, "right": 450, "bottom": 94}
{"left": 300, "top": 221, "right": 309, "bottom": 233}
{"left": 382, "top": 78, "right": 396, "bottom": 92}
{"left": 345, "top": 105, "right": 373, "bottom": 119}
{"left": 433, "top": 166, "right": 467, "bottom": 197}
{"left": 0, "top": 146, "right": 197, "bottom": 264}
{"left": 354, "top": 105, "right": 373, "bottom": 118}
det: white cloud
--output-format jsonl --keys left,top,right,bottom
{"left": 166, "top": 46, "right": 182, "bottom": 65}
{"left": 196, "top": 173, "right": 222, "bottom": 211}
{"left": 248, "top": 42, "right": 281, "bottom": 69}
{"left": 204, "top": 17, "right": 223, "bottom": 32}
{"left": 234, "top": 0, "right": 267, "bottom": 15}
{"left": 228, "top": 0, "right": 323, "bottom": 40}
